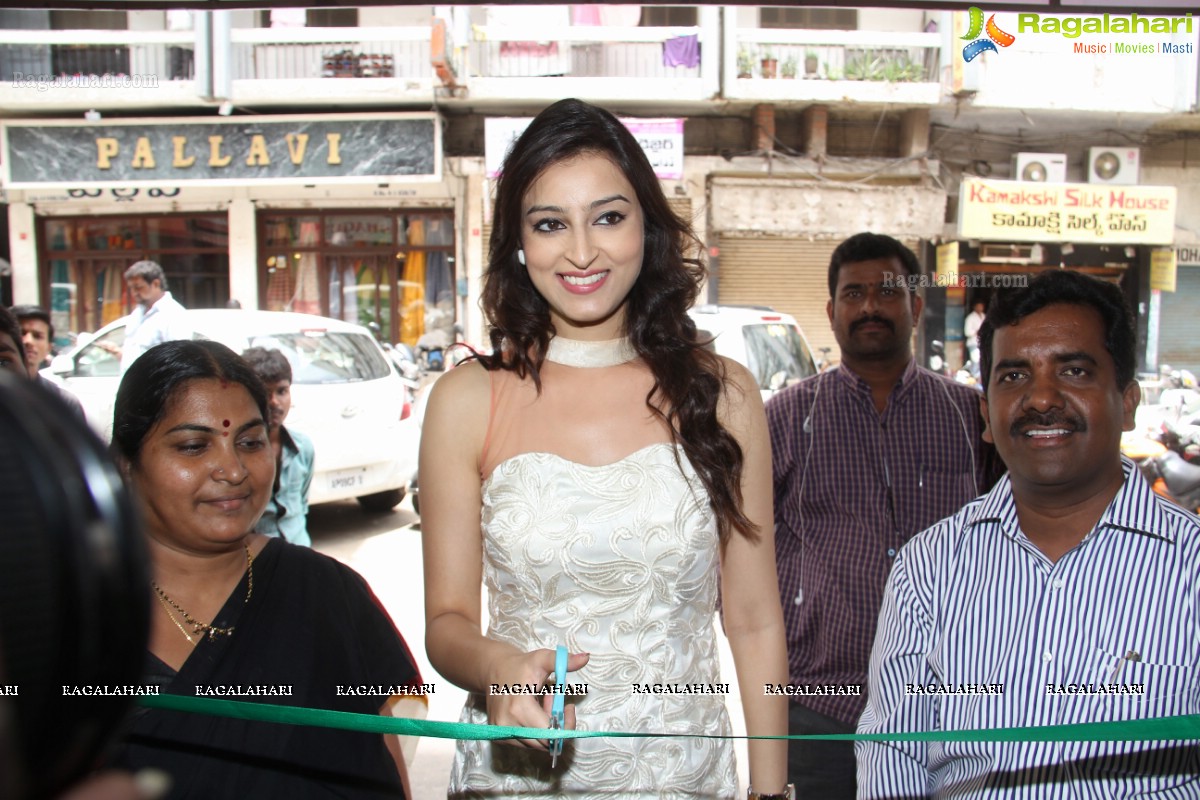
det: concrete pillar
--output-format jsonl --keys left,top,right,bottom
{"left": 8, "top": 203, "right": 39, "bottom": 304}
{"left": 227, "top": 197, "right": 258, "bottom": 308}
{"left": 464, "top": 169, "right": 485, "bottom": 349}
{"left": 899, "top": 108, "right": 931, "bottom": 158}
{"left": 803, "top": 104, "right": 828, "bottom": 159}
{"left": 752, "top": 103, "right": 775, "bottom": 153}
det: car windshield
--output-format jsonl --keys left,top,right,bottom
{"left": 742, "top": 323, "right": 816, "bottom": 390}
{"left": 243, "top": 331, "right": 391, "bottom": 384}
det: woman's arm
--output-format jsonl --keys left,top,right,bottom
{"left": 381, "top": 733, "right": 412, "bottom": 799}
{"left": 716, "top": 358, "right": 790, "bottom": 795}
{"left": 419, "top": 364, "right": 587, "bottom": 746}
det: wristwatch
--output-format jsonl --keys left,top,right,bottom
{"left": 748, "top": 785, "right": 795, "bottom": 800}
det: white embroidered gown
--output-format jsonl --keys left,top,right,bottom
{"left": 447, "top": 338, "right": 737, "bottom": 799}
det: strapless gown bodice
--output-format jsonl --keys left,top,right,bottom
{"left": 448, "top": 443, "right": 737, "bottom": 799}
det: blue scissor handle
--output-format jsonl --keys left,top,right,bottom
{"left": 549, "top": 645, "right": 567, "bottom": 758}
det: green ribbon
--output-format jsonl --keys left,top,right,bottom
{"left": 140, "top": 694, "right": 1200, "bottom": 743}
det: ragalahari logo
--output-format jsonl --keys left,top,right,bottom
{"left": 962, "top": 7, "right": 1016, "bottom": 61}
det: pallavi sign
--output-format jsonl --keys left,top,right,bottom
{"left": 958, "top": 178, "right": 1177, "bottom": 245}
{"left": 0, "top": 113, "right": 440, "bottom": 188}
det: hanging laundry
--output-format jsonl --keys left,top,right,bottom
{"left": 663, "top": 34, "right": 700, "bottom": 68}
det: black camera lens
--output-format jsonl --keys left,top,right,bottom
{"left": 0, "top": 372, "right": 149, "bottom": 799}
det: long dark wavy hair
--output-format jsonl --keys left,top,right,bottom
{"left": 481, "top": 98, "right": 755, "bottom": 543}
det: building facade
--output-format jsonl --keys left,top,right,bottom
{"left": 2, "top": 5, "right": 1197, "bottom": 373}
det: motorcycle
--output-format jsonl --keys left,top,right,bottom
{"left": 1141, "top": 449, "right": 1200, "bottom": 513}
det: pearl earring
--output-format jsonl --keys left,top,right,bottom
{"left": 517, "top": 249, "right": 526, "bottom": 266}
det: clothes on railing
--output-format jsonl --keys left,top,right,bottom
{"left": 663, "top": 34, "right": 700, "bottom": 68}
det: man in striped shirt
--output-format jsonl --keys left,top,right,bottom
{"left": 767, "top": 233, "right": 1000, "bottom": 798}
{"left": 857, "top": 269, "right": 1200, "bottom": 797}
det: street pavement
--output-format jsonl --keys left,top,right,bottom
{"left": 310, "top": 497, "right": 751, "bottom": 800}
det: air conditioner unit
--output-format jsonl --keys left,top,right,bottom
{"left": 1012, "top": 152, "right": 1067, "bottom": 183}
{"left": 1087, "top": 147, "right": 1140, "bottom": 185}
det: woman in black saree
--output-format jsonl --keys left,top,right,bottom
{"left": 109, "top": 339, "right": 418, "bottom": 799}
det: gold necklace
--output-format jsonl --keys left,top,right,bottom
{"left": 153, "top": 543, "right": 254, "bottom": 642}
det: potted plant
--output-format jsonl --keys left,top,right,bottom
{"left": 804, "top": 49, "right": 819, "bottom": 76}
{"left": 760, "top": 48, "right": 778, "bottom": 79}
{"left": 736, "top": 49, "right": 754, "bottom": 79}
{"left": 781, "top": 55, "right": 798, "bottom": 79}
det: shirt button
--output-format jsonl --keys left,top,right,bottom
{"left": 887, "top": 548, "right": 897, "bottom": 557}
{"left": 1051, "top": 578, "right": 1064, "bottom": 590}
{"left": 1043, "top": 651, "right": 1053, "bottom": 662}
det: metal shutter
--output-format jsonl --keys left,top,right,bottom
{"left": 1159, "top": 266, "right": 1200, "bottom": 374}
{"left": 715, "top": 236, "right": 839, "bottom": 358}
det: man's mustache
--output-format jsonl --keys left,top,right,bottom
{"left": 1009, "top": 409, "right": 1086, "bottom": 437}
{"left": 850, "top": 315, "right": 895, "bottom": 335}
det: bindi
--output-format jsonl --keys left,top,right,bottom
{"left": 222, "top": 419, "right": 231, "bottom": 428}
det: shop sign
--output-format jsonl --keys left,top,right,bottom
{"left": 1177, "top": 246, "right": 1200, "bottom": 266}
{"left": 485, "top": 117, "right": 684, "bottom": 180}
{"left": 0, "top": 113, "right": 439, "bottom": 187}
{"left": 936, "top": 241, "right": 960, "bottom": 286}
{"left": 958, "top": 178, "right": 1176, "bottom": 244}
{"left": 1151, "top": 248, "right": 1177, "bottom": 292}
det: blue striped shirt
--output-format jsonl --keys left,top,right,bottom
{"left": 856, "top": 459, "right": 1200, "bottom": 798}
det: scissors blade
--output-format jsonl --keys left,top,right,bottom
{"left": 549, "top": 716, "right": 562, "bottom": 768}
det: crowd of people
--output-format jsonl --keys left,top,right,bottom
{"left": 2, "top": 97, "right": 1196, "bottom": 800}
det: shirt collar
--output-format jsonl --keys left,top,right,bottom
{"left": 965, "top": 456, "right": 1174, "bottom": 545}
{"left": 279, "top": 425, "right": 299, "bottom": 455}
{"left": 833, "top": 357, "right": 919, "bottom": 401}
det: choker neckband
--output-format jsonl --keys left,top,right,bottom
{"left": 545, "top": 336, "right": 637, "bottom": 368}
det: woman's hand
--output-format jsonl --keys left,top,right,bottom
{"left": 484, "top": 648, "right": 590, "bottom": 750}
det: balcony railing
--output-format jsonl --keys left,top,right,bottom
{"left": 0, "top": 21, "right": 949, "bottom": 109}
{"left": 0, "top": 29, "right": 195, "bottom": 83}
{"left": 726, "top": 27, "right": 942, "bottom": 103}
{"left": 468, "top": 25, "right": 704, "bottom": 80}
{"left": 228, "top": 27, "right": 432, "bottom": 81}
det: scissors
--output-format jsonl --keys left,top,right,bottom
{"left": 549, "top": 645, "right": 567, "bottom": 768}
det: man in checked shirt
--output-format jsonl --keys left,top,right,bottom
{"left": 766, "top": 233, "right": 1001, "bottom": 798}
{"left": 857, "top": 269, "right": 1200, "bottom": 798}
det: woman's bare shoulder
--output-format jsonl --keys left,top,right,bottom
{"left": 712, "top": 355, "right": 765, "bottom": 431}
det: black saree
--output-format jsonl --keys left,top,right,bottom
{"left": 113, "top": 538, "right": 418, "bottom": 799}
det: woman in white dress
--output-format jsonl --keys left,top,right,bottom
{"left": 421, "top": 98, "right": 789, "bottom": 799}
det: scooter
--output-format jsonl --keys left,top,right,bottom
{"left": 1141, "top": 449, "right": 1200, "bottom": 513}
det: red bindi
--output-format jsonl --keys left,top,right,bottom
{"left": 222, "top": 419, "right": 231, "bottom": 428}
{"left": 222, "top": 431, "right": 229, "bottom": 437}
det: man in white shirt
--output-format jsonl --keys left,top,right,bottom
{"left": 963, "top": 300, "right": 985, "bottom": 373}
{"left": 119, "top": 260, "right": 189, "bottom": 374}
{"left": 856, "top": 270, "right": 1200, "bottom": 798}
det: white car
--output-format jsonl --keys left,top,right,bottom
{"left": 688, "top": 304, "right": 817, "bottom": 399}
{"left": 48, "top": 309, "right": 418, "bottom": 512}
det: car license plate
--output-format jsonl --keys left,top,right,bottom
{"left": 328, "top": 467, "right": 368, "bottom": 491}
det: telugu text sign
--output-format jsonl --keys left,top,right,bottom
{"left": 958, "top": 178, "right": 1176, "bottom": 245}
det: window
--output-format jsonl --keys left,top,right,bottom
{"left": 258, "top": 210, "right": 455, "bottom": 348}
{"left": 759, "top": 7, "right": 857, "bottom": 30}
{"left": 742, "top": 323, "right": 817, "bottom": 390}
{"left": 307, "top": 8, "right": 358, "bottom": 27}
{"left": 49, "top": 10, "right": 129, "bottom": 77}
{"left": 641, "top": 6, "right": 698, "bottom": 27}
{"left": 71, "top": 325, "right": 125, "bottom": 378}
{"left": 246, "top": 331, "right": 391, "bottom": 384}
{"left": 39, "top": 214, "right": 230, "bottom": 337}
{"left": 50, "top": 10, "right": 126, "bottom": 30}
